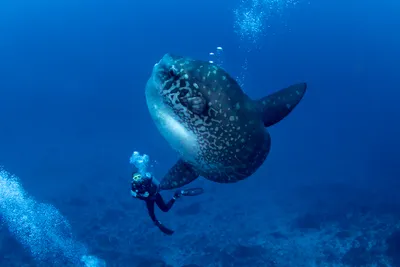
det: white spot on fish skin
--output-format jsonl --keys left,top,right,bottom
{"left": 222, "top": 76, "right": 226, "bottom": 80}
{"left": 229, "top": 116, "right": 235, "bottom": 121}
{"left": 184, "top": 74, "right": 189, "bottom": 79}
{"left": 194, "top": 120, "right": 203, "bottom": 126}
{"left": 235, "top": 103, "right": 240, "bottom": 109}
{"left": 193, "top": 83, "right": 199, "bottom": 89}
{"left": 286, "top": 104, "right": 291, "bottom": 109}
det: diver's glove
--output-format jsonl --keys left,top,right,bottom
{"left": 155, "top": 220, "right": 174, "bottom": 235}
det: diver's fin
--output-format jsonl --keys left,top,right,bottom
{"left": 156, "top": 222, "right": 174, "bottom": 235}
{"left": 160, "top": 159, "right": 200, "bottom": 190}
{"left": 257, "top": 83, "right": 307, "bottom": 127}
{"left": 181, "top": 187, "right": 204, "bottom": 196}
{"left": 179, "top": 96, "right": 206, "bottom": 115}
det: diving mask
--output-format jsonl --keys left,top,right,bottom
{"left": 132, "top": 172, "right": 152, "bottom": 182}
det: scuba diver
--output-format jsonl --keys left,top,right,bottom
{"left": 130, "top": 171, "right": 203, "bottom": 235}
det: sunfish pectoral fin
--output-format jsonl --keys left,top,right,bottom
{"left": 257, "top": 82, "right": 307, "bottom": 127}
{"left": 160, "top": 159, "right": 200, "bottom": 190}
{"left": 179, "top": 96, "right": 206, "bottom": 115}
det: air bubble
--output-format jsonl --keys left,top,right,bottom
{"left": 0, "top": 169, "right": 105, "bottom": 266}
{"left": 208, "top": 46, "right": 225, "bottom": 67}
{"left": 129, "top": 151, "right": 150, "bottom": 176}
{"left": 233, "top": 0, "right": 301, "bottom": 89}
{"left": 234, "top": 0, "right": 300, "bottom": 45}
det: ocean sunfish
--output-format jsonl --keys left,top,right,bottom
{"left": 145, "top": 53, "right": 307, "bottom": 189}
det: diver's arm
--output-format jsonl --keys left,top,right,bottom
{"left": 145, "top": 199, "right": 174, "bottom": 235}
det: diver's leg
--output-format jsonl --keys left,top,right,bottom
{"left": 146, "top": 199, "right": 174, "bottom": 235}
{"left": 155, "top": 193, "right": 177, "bottom": 212}
{"left": 145, "top": 200, "right": 157, "bottom": 223}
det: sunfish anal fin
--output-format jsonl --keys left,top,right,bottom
{"left": 258, "top": 83, "right": 307, "bottom": 127}
{"left": 160, "top": 159, "right": 200, "bottom": 190}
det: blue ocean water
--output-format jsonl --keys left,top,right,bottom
{"left": 0, "top": 0, "right": 399, "bottom": 266}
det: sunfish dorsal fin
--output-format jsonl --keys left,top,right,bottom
{"left": 160, "top": 159, "right": 200, "bottom": 190}
{"left": 257, "top": 83, "right": 307, "bottom": 127}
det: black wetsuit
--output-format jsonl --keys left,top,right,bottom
{"left": 132, "top": 177, "right": 178, "bottom": 235}
{"left": 146, "top": 194, "right": 176, "bottom": 221}
{"left": 144, "top": 194, "right": 177, "bottom": 235}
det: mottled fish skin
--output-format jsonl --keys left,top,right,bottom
{"left": 146, "top": 53, "right": 271, "bottom": 183}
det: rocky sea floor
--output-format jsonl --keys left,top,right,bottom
{"left": 1, "top": 180, "right": 400, "bottom": 267}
